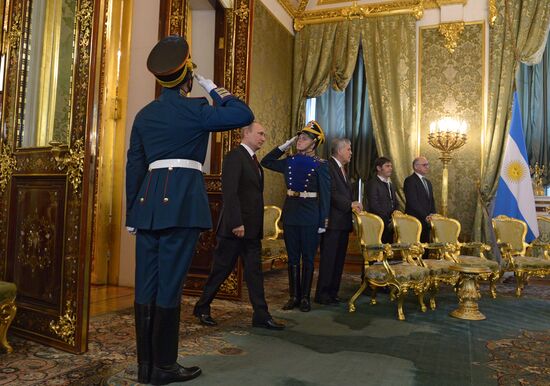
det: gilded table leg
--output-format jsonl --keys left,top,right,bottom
{"left": 396, "top": 290, "right": 407, "bottom": 321}
{"left": 450, "top": 273, "right": 486, "bottom": 320}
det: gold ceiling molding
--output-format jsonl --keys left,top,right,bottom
{"left": 277, "top": 0, "right": 467, "bottom": 30}
{"left": 438, "top": 21, "right": 465, "bottom": 53}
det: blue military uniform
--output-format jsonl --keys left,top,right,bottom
{"left": 127, "top": 35, "right": 254, "bottom": 385}
{"left": 261, "top": 122, "right": 330, "bottom": 312}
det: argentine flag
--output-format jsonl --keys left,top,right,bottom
{"left": 493, "top": 92, "right": 539, "bottom": 242}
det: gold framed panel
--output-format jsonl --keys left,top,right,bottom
{"left": 0, "top": 0, "right": 104, "bottom": 353}
{"left": 418, "top": 21, "right": 485, "bottom": 240}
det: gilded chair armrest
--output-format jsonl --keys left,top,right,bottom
{"left": 497, "top": 242, "right": 512, "bottom": 252}
{"left": 364, "top": 244, "right": 389, "bottom": 252}
{"left": 423, "top": 242, "right": 447, "bottom": 249}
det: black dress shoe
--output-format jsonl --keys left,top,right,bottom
{"left": 150, "top": 363, "right": 201, "bottom": 385}
{"left": 252, "top": 318, "right": 285, "bottom": 330}
{"left": 196, "top": 314, "right": 217, "bottom": 327}
{"left": 299, "top": 298, "right": 311, "bottom": 312}
{"left": 330, "top": 296, "right": 342, "bottom": 304}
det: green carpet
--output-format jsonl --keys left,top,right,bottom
{"left": 105, "top": 272, "right": 550, "bottom": 386}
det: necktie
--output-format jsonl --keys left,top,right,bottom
{"left": 421, "top": 177, "right": 430, "bottom": 195}
{"left": 252, "top": 154, "right": 261, "bottom": 175}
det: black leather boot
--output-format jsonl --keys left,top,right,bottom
{"left": 299, "top": 264, "right": 314, "bottom": 312}
{"left": 134, "top": 302, "right": 154, "bottom": 384}
{"left": 150, "top": 306, "right": 201, "bottom": 385}
{"left": 282, "top": 264, "right": 301, "bottom": 310}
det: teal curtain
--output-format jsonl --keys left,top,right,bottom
{"left": 315, "top": 49, "right": 378, "bottom": 191}
{"left": 517, "top": 37, "right": 550, "bottom": 186}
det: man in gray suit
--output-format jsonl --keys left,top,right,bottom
{"left": 315, "top": 138, "right": 362, "bottom": 305}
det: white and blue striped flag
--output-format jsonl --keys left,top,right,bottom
{"left": 493, "top": 91, "right": 539, "bottom": 242}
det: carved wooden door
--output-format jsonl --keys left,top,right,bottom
{"left": 0, "top": 0, "right": 102, "bottom": 353}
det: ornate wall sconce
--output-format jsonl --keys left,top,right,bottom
{"left": 428, "top": 118, "right": 468, "bottom": 216}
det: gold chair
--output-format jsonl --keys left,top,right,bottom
{"left": 261, "top": 205, "right": 288, "bottom": 270}
{"left": 532, "top": 216, "right": 550, "bottom": 259}
{"left": 430, "top": 214, "right": 501, "bottom": 298}
{"left": 0, "top": 281, "right": 17, "bottom": 353}
{"left": 392, "top": 210, "right": 458, "bottom": 310}
{"left": 492, "top": 215, "right": 550, "bottom": 297}
{"left": 349, "top": 211, "right": 430, "bottom": 321}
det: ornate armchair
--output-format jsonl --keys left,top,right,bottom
{"left": 261, "top": 205, "right": 288, "bottom": 270}
{"left": 430, "top": 214, "right": 500, "bottom": 298}
{"left": 349, "top": 211, "right": 430, "bottom": 321}
{"left": 532, "top": 216, "right": 550, "bottom": 259}
{"left": 492, "top": 215, "right": 550, "bottom": 297}
{"left": 0, "top": 281, "right": 17, "bottom": 353}
{"left": 392, "top": 211, "right": 458, "bottom": 310}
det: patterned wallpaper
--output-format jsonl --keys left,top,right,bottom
{"left": 249, "top": 1, "right": 294, "bottom": 209}
{"left": 419, "top": 23, "right": 484, "bottom": 240}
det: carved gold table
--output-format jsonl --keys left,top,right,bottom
{"left": 449, "top": 264, "right": 492, "bottom": 321}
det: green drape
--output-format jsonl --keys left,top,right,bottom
{"left": 315, "top": 49, "right": 378, "bottom": 193}
{"left": 361, "top": 15, "right": 417, "bottom": 206}
{"left": 517, "top": 38, "right": 550, "bottom": 186}
{"left": 474, "top": 0, "right": 550, "bottom": 241}
{"left": 292, "top": 15, "right": 416, "bottom": 207}
{"left": 292, "top": 21, "right": 361, "bottom": 131}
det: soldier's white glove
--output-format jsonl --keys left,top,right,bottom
{"left": 317, "top": 228, "right": 326, "bottom": 234}
{"left": 194, "top": 73, "right": 217, "bottom": 93}
{"left": 126, "top": 226, "right": 137, "bottom": 235}
{"left": 278, "top": 136, "right": 297, "bottom": 151}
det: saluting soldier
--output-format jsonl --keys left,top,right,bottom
{"left": 126, "top": 35, "right": 254, "bottom": 385}
{"left": 261, "top": 121, "right": 330, "bottom": 312}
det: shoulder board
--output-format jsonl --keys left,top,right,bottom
{"left": 313, "top": 156, "right": 326, "bottom": 163}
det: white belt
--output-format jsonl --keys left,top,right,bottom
{"left": 287, "top": 189, "right": 318, "bottom": 198}
{"left": 149, "top": 159, "right": 203, "bottom": 172}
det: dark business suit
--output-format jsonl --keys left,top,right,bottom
{"left": 366, "top": 176, "right": 398, "bottom": 243}
{"left": 404, "top": 173, "right": 436, "bottom": 242}
{"left": 315, "top": 158, "right": 354, "bottom": 303}
{"left": 194, "top": 145, "right": 270, "bottom": 323}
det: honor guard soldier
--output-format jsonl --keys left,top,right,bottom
{"left": 126, "top": 36, "right": 254, "bottom": 385}
{"left": 261, "top": 121, "right": 330, "bottom": 312}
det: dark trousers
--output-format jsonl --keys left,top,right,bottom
{"left": 316, "top": 229, "right": 350, "bottom": 300}
{"left": 135, "top": 227, "right": 200, "bottom": 308}
{"left": 382, "top": 221, "right": 394, "bottom": 244}
{"left": 194, "top": 236, "right": 270, "bottom": 322}
{"left": 283, "top": 224, "right": 319, "bottom": 268}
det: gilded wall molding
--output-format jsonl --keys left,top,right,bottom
{"left": 293, "top": 0, "right": 424, "bottom": 31}
{"left": 0, "top": 141, "right": 16, "bottom": 194}
{"left": 49, "top": 300, "right": 76, "bottom": 346}
{"left": 438, "top": 22, "right": 465, "bottom": 53}
{"left": 51, "top": 139, "right": 85, "bottom": 191}
{"left": 489, "top": 0, "right": 497, "bottom": 27}
{"left": 7, "top": 3, "right": 22, "bottom": 49}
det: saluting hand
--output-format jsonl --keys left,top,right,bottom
{"left": 194, "top": 73, "right": 217, "bottom": 93}
{"left": 278, "top": 136, "right": 297, "bottom": 151}
{"left": 232, "top": 225, "right": 245, "bottom": 238}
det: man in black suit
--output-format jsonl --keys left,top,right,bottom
{"left": 366, "top": 157, "right": 399, "bottom": 243}
{"left": 193, "top": 122, "right": 284, "bottom": 330}
{"left": 315, "top": 138, "right": 362, "bottom": 305}
{"left": 404, "top": 156, "right": 436, "bottom": 242}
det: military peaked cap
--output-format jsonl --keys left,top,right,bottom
{"left": 147, "top": 35, "right": 195, "bottom": 88}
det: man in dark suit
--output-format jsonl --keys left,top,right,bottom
{"left": 315, "top": 138, "right": 362, "bottom": 305}
{"left": 193, "top": 122, "right": 284, "bottom": 330}
{"left": 404, "top": 156, "right": 436, "bottom": 242}
{"left": 366, "top": 157, "right": 399, "bottom": 243}
{"left": 126, "top": 36, "right": 254, "bottom": 385}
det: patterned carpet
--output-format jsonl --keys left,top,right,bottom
{"left": 1, "top": 271, "right": 549, "bottom": 385}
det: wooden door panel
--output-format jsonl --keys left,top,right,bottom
{"left": 0, "top": 0, "right": 102, "bottom": 353}
{"left": 8, "top": 176, "right": 66, "bottom": 310}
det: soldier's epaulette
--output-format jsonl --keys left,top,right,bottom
{"left": 212, "top": 87, "right": 232, "bottom": 99}
{"left": 313, "top": 156, "right": 326, "bottom": 163}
